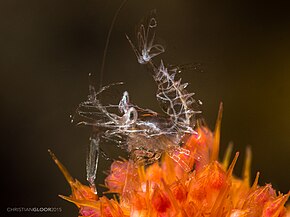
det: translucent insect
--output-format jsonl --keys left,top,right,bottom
{"left": 73, "top": 12, "right": 201, "bottom": 192}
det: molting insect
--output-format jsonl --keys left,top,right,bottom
{"left": 72, "top": 12, "right": 202, "bottom": 192}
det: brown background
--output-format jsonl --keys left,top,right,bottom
{"left": 1, "top": 0, "right": 289, "bottom": 216}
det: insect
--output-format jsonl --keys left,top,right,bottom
{"left": 72, "top": 11, "right": 202, "bottom": 193}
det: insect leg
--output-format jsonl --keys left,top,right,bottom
{"left": 168, "top": 147, "right": 191, "bottom": 173}
{"left": 100, "top": 147, "right": 114, "bottom": 162}
{"left": 86, "top": 133, "right": 100, "bottom": 194}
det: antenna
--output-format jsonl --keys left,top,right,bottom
{"left": 99, "top": 0, "right": 128, "bottom": 90}
{"left": 85, "top": 0, "right": 128, "bottom": 194}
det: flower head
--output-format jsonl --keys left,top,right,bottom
{"left": 50, "top": 104, "right": 289, "bottom": 217}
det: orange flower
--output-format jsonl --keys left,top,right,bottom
{"left": 50, "top": 104, "right": 289, "bottom": 217}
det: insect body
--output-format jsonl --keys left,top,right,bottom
{"left": 74, "top": 13, "right": 201, "bottom": 191}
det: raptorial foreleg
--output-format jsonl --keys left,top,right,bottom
{"left": 86, "top": 133, "right": 100, "bottom": 194}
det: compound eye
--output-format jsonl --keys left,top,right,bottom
{"left": 122, "top": 107, "right": 137, "bottom": 125}
{"left": 127, "top": 107, "right": 137, "bottom": 124}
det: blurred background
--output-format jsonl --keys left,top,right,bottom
{"left": 1, "top": 0, "right": 289, "bottom": 216}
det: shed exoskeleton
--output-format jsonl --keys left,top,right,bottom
{"left": 73, "top": 12, "right": 201, "bottom": 192}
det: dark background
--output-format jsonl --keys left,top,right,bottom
{"left": 1, "top": 0, "right": 289, "bottom": 216}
